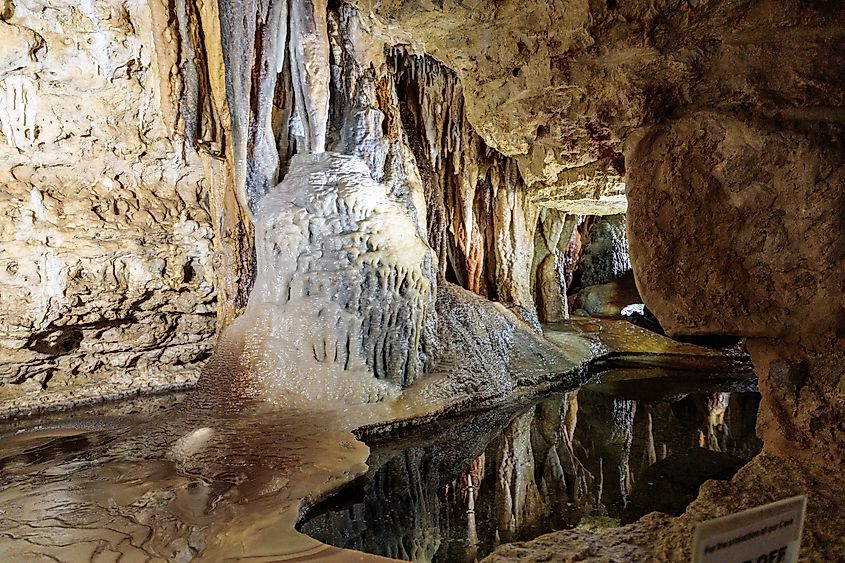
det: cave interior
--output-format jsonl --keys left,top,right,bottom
{"left": 0, "top": 0, "right": 843, "bottom": 561}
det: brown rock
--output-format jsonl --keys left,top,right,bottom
{"left": 627, "top": 113, "right": 845, "bottom": 462}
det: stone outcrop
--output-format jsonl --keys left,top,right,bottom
{"left": 0, "top": 0, "right": 230, "bottom": 414}
{"left": 627, "top": 114, "right": 845, "bottom": 464}
{"left": 627, "top": 115, "right": 844, "bottom": 343}
{"left": 569, "top": 214, "right": 638, "bottom": 318}
{"left": 571, "top": 271, "right": 641, "bottom": 318}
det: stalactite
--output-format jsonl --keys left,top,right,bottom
{"left": 217, "top": 0, "right": 257, "bottom": 209}
{"left": 389, "top": 50, "right": 541, "bottom": 312}
{"left": 531, "top": 210, "right": 579, "bottom": 322}
{"left": 217, "top": 0, "right": 330, "bottom": 212}
{"left": 289, "top": 0, "right": 330, "bottom": 153}
{"left": 175, "top": 0, "right": 254, "bottom": 328}
{"left": 247, "top": 0, "right": 288, "bottom": 201}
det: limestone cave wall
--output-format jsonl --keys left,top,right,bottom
{"left": 1, "top": 0, "right": 843, "bottom": 476}
{"left": 2, "top": 0, "right": 210, "bottom": 413}
{"left": 0, "top": 0, "right": 255, "bottom": 415}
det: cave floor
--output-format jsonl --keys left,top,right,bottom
{"left": 0, "top": 319, "right": 762, "bottom": 562}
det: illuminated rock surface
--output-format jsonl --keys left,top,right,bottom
{"left": 0, "top": 0, "right": 221, "bottom": 414}
{"left": 206, "top": 151, "right": 436, "bottom": 404}
{"left": 0, "top": 0, "right": 843, "bottom": 561}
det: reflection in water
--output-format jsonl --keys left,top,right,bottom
{"left": 0, "top": 374, "right": 759, "bottom": 562}
{"left": 0, "top": 394, "right": 371, "bottom": 561}
{"left": 301, "top": 389, "right": 762, "bottom": 562}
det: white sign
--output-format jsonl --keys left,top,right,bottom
{"left": 692, "top": 495, "right": 807, "bottom": 563}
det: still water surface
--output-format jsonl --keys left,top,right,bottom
{"left": 302, "top": 387, "right": 761, "bottom": 562}
{"left": 0, "top": 380, "right": 759, "bottom": 561}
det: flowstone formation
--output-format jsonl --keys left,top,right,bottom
{"left": 204, "top": 152, "right": 436, "bottom": 405}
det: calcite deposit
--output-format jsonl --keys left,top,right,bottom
{"left": 0, "top": 0, "right": 843, "bottom": 560}
{"left": 211, "top": 151, "right": 437, "bottom": 405}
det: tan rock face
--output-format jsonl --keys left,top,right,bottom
{"left": 351, "top": 0, "right": 634, "bottom": 207}
{"left": 627, "top": 115, "right": 845, "bottom": 343}
{"left": 0, "top": 0, "right": 219, "bottom": 413}
{"left": 357, "top": 0, "right": 844, "bottom": 161}
{"left": 626, "top": 113, "right": 845, "bottom": 461}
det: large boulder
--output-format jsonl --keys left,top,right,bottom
{"left": 627, "top": 114, "right": 845, "bottom": 463}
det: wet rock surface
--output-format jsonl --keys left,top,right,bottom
{"left": 0, "top": 394, "right": 374, "bottom": 562}
{"left": 572, "top": 271, "right": 641, "bottom": 319}
{"left": 0, "top": 316, "right": 753, "bottom": 561}
{"left": 0, "top": 0, "right": 236, "bottom": 414}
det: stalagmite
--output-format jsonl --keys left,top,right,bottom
{"left": 203, "top": 152, "right": 436, "bottom": 405}
{"left": 532, "top": 210, "right": 579, "bottom": 322}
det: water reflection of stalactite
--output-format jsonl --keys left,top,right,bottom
{"left": 455, "top": 454, "right": 484, "bottom": 562}
{"left": 303, "top": 390, "right": 762, "bottom": 562}
{"left": 573, "top": 390, "right": 636, "bottom": 510}
{"left": 633, "top": 392, "right": 763, "bottom": 461}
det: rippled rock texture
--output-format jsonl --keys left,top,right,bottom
{"left": 206, "top": 151, "right": 437, "bottom": 404}
{"left": 0, "top": 0, "right": 232, "bottom": 414}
